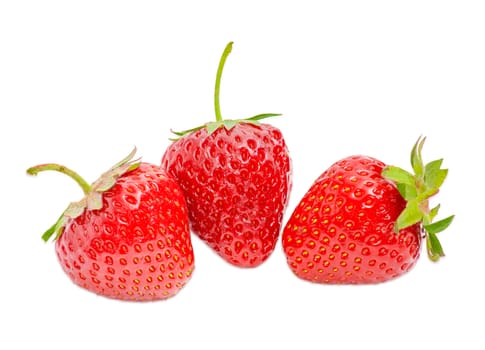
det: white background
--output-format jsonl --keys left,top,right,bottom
{"left": 1, "top": 1, "right": 484, "bottom": 349}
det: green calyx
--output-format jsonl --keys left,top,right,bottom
{"left": 381, "top": 136, "right": 454, "bottom": 262}
{"left": 27, "top": 147, "right": 141, "bottom": 242}
{"left": 170, "top": 113, "right": 281, "bottom": 140}
{"left": 170, "top": 41, "right": 281, "bottom": 141}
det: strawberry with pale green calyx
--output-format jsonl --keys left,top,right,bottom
{"left": 28, "top": 148, "right": 195, "bottom": 301}
{"left": 162, "top": 42, "right": 292, "bottom": 268}
{"left": 282, "top": 137, "right": 453, "bottom": 284}
{"left": 30, "top": 148, "right": 142, "bottom": 242}
{"left": 169, "top": 42, "right": 281, "bottom": 140}
{"left": 382, "top": 136, "right": 454, "bottom": 261}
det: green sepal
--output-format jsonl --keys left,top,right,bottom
{"left": 427, "top": 232, "right": 445, "bottom": 261}
{"left": 425, "top": 158, "right": 443, "bottom": 173}
{"left": 170, "top": 113, "right": 282, "bottom": 140}
{"left": 382, "top": 165, "right": 417, "bottom": 200}
{"left": 396, "top": 183, "right": 418, "bottom": 200}
{"left": 410, "top": 136, "right": 426, "bottom": 178}
{"left": 41, "top": 215, "right": 63, "bottom": 242}
{"left": 424, "top": 165, "right": 448, "bottom": 191}
{"left": 424, "top": 215, "right": 455, "bottom": 235}
{"left": 429, "top": 204, "right": 441, "bottom": 221}
{"left": 169, "top": 125, "right": 206, "bottom": 141}
{"left": 382, "top": 166, "right": 415, "bottom": 186}
{"left": 415, "top": 187, "right": 439, "bottom": 204}
{"left": 30, "top": 147, "right": 141, "bottom": 242}
{"left": 65, "top": 200, "right": 88, "bottom": 218}
{"left": 382, "top": 136, "right": 454, "bottom": 262}
{"left": 220, "top": 120, "right": 237, "bottom": 131}
{"left": 246, "top": 113, "right": 282, "bottom": 122}
{"left": 395, "top": 200, "right": 423, "bottom": 232}
{"left": 41, "top": 223, "right": 57, "bottom": 242}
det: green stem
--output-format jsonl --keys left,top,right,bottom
{"left": 214, "top": 41, "right": 233, "bottom": 122}
{"left": 27, "top": 164, "right": 91, "bottom": 195}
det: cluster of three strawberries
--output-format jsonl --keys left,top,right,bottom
{"left": 28, "top": 42, "right": 453, "bottom": 301}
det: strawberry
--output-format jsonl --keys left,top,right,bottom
{"left": 161, "top": 42, "right": 292, "bottom": 267}
{"left": 27, "top": 148, "right": 194, "bottom": 301}
{"left": 282, "top": 137, "right": 453, "bottom": 283}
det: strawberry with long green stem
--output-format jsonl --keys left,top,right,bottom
{"left": 162, "top": 42, "right": 292, "bottom": 267}
{"left": 28, "top": 148, "right": 195, "bottom": 300}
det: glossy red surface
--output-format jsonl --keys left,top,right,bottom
{"left": 55, "top": 163, "right": 194, "bottom": 300}
{"left": 283, "top": 155, "right": 421, "bottom": 283}
{"left": 162, "top": 123, "right": 292, "bottom": 267}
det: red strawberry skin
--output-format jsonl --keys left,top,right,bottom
{"left": 282, "top": 155, "right": 421, "bottom": 284}
{"left": 55, "top": 163, "right": 194, "bottom": 301}
{"left": 162, "top": 123, "right": 292, "bottom": 267}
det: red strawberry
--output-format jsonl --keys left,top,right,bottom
{"left": 282, "top": 137, "right": 453, "bottom": 283}
{"left": 162, "top": 42, "right": 292, "bottom": 267}
{"left": 27, "top": 148, "right": 194, "bottom": 301}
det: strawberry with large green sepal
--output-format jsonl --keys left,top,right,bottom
{"left": 28, "top": 148, "right": 195, "bottom": 301}
{"left": 162, "top": 42, "right": 292, "bottom": 268}
{"left": 381, "top": 136, "right": 454, "bottom": 261}
{"left": 282, "top": 137, "right": 453, "bottom": 284}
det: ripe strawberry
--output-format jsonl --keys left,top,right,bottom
{"left": 162, "top": 42, "right": 292, "bottom": 267}
{"left": 27, "top": 148, "right": 194, "bottom": 301}
{"left": 282, "top": 137, "right": 453, "bottom": 283}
